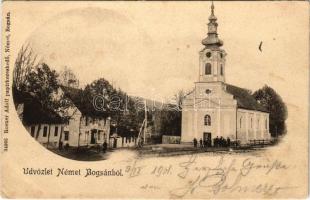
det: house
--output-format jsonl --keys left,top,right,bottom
{"left": 181, "top": 3, "right": 271, "bottom": 145}
{"left": 15, "top": 86, "right": 111, "bottom": 149}
{"left": 14, "top": 91, "right": 65, "bottom": 148}
{"left": 57, "top": 86, "right": 111, "bottom": 148}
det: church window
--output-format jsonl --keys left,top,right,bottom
{"left": 239, "top": 117, "right": 242, "bottom": 129}
{"left": 205, "top": 63, "right": 211, "bottom": 75}
{"left": 220, "top": 65, "right": 223, "bottom": 75}
{"left": 206, "top": 52, "right": 211, "bottom": 58}
{"left": 220, "top": 52, "right": 223, "bottom": 58}
{"left": 265, "top": 119, "right": 267, "bottom": 129}
{"left": 257, "top": 119, "right": 260, "bottom": 129}
{"left": 204, "top": 115, "right": 211, "bottom": 126}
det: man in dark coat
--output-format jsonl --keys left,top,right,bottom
{"left": 219, "top": 136, "right": 224, "bottom": 147}
{"left": 102, "top": 141, "right": 108, "bottom": 153}
{"left": 193, "top": 138, "right": 197, "bottom": 148}
{"left": 215, "top": 136, "right": 219, "bottom": 147}
{"left": 227, "top": 137, "right": 231, "bottom": 147}
{"left": 203, "top": 140, "right": 207, "bottom": 149}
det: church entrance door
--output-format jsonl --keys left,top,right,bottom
{"left": 203, "top": 132, "right": 212, "bottom": 147}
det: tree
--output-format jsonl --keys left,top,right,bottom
{"left": 158, "top": 108, "right": 181, "bottom": 136}
{"left": 82, "top": 78, "right": 117, "bottom": 117}
{"left": 156, "top": 90, "right": 187, "bottom": 137}
{"left": 13, "top": 44, "right": 39, "bottom": 92}
{"left": 26, "top": 63, "right": 59, "bottom": 106}
{"left": 58, "top": 66, "right": 79, "bottom": 88}
{"left": 13, "top": 44, "right": 73, "bottom": 147}
{"left": 13, "top": 44, "right": 40, "bottom": 108}
{"left": 14, "top": 61, "right": 73, "bottom": 147}
{"left": 25, "top": 63, "right": 60, "bottom": 143}
{"left": 253, "top": 85, "right": 287, "bottom": 137}
{"left": 174, "top": 89, "right": 186, "bottom": 111}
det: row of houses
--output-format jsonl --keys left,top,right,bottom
{"left": 14, "top": 85, "right": 167, "bottom": 149}
{"left": 15, "top": 86, "right": 113, "bottom": 149}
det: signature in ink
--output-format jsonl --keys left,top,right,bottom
{"left": 170, "top": 156, "right": 296, "bottom": 198}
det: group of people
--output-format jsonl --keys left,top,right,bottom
{"left": 193, "top": 136, "right": 231, "bottom": 148}
{"left": 193, "top": 138, "right": 210, "bottom": 148}
{"left": 213, "top": 136, "right": 231, "bottom": 147}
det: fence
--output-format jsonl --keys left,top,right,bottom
{"left": 162, "top": 135, "right": 181, "bottom": 144}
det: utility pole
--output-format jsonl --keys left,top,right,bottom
{"left": 143, "top": 99, "right": 147, "bottom": 144}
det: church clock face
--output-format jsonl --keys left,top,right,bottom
{"left": 206, "top": 52, "right": 211, "bottom": 58}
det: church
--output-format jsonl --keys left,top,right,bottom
{"left": 181, "top": 3, "right": 271, "bottom": 145}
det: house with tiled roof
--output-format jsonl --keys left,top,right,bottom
{"left": 181, "top": 3, "right": 271, "bottom": 145}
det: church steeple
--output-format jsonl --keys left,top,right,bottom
{"left": 198, "top": 2, "right": 226, "bottom": 83}
{"left": 202, "top": 1, "right": 223, "bottom": 49}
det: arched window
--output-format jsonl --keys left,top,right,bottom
{"left": 205, "top": 63, "right": 211, "bottom": 75}
{"left": 220, "top": 65, "right": 223, "bottom": 75}
{"left": 204, "top": 115, "right": 211, "bottom": 126}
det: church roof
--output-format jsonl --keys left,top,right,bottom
{"left": 225, "top": 84, "right": 268, "bottom": 113}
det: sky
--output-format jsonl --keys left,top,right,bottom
{"left": 22, "top": 1, "right": 308, "bottom": 105}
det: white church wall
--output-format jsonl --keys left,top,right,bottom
{"left": 220, "top": 108, "right": 237, "bottom": 140}
{"left": 237, "top": 109, "right": 271, "bottom": 144}
{"left": 237, "top": 110, "right": 247, "bottom": 144}
{"left": 182, "top": 106, "right": 237, "bottom": 144}
{"left": 196, "top": 109, "right": 217, "bottom": 141}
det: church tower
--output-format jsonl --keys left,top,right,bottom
{"left": 199, "top": 2, "right": 226, "bottom": 82}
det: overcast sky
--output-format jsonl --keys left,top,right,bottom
{"left": 24, "top": 1, "right": 308, "bottom": 105}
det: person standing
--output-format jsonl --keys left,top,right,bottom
{"left": 59, "top": 141, "right": 63, "bottom": 151}
{"left": 215, "top": 136, "right": 219, "bottom": 147}
{"left": 102, "top": 141, "right": 107, "bottom": 153}
{"left": 227, "top": 137, "right": 231, "bottom": 147}
{"left": 193, "top": 138, "right": 197, "bottom": 148}
{"left": 199, "top": 138, "right": 203, "bottom": 148}
{"left": 204, "top": 139, "right": 208, "bottom": 151}
{"left": 203, "top": 140, "right": 207, "bottom": 148}
{"left": 219, "top": 136, "right": 224, "bottom": 147}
